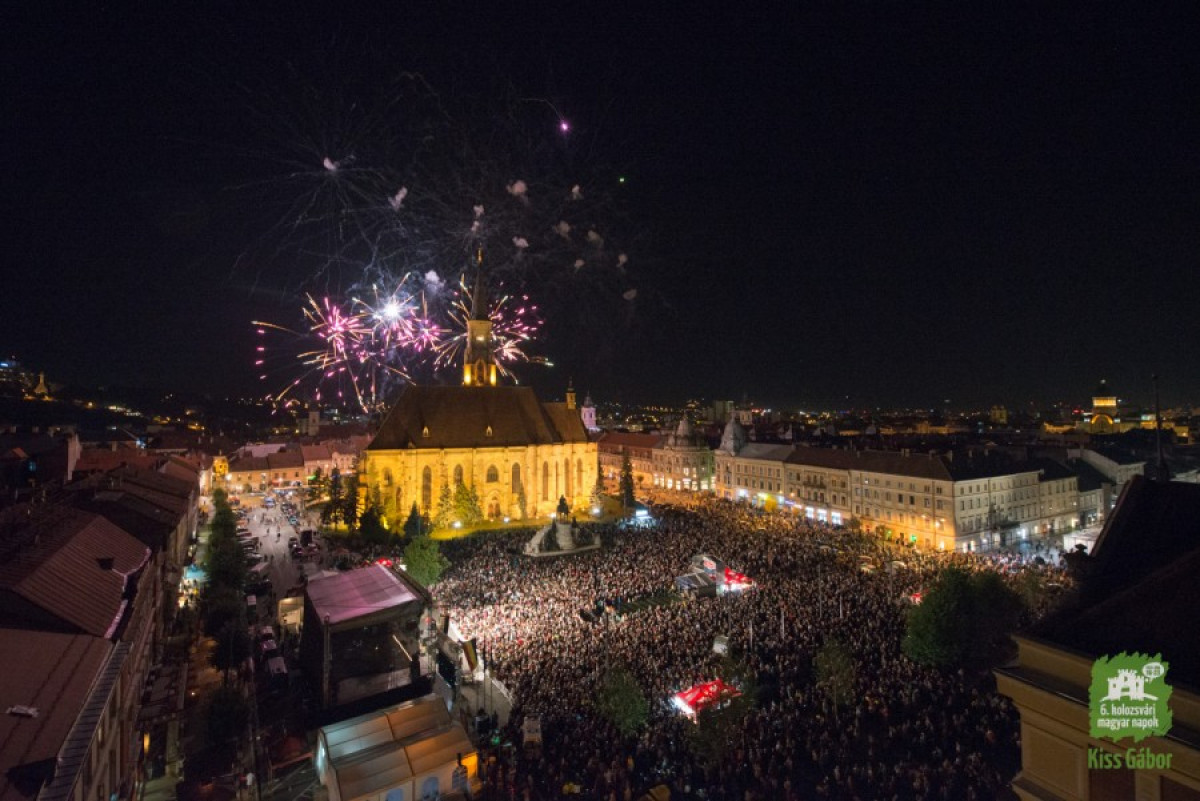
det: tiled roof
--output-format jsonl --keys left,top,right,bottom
{"left": 1023, "top": 457, "right": 1076, "bottom": 482}
{"left": 68, "top": 490, "right": 177, "bottom": 552}
{"left": 267, "top": 450, "right": 305, "bottom": 469}
{"left": 1085, "top": 476, "right": 1200, "bottom": 603}
{"left": 596, "top": 432, "right": 664, "bottom": 450}
{"left": 1065, "top": 458, "right": 1111, "bottom": 492}
{"left": 301, "top": 445, "right": 333, "bottom": 461}
{"left": 734, "top": 444, "right": 796, "bottom": 462}
{"left": 1037, "top": 477, "right": 1200, "bottom": 687}
{"left": 368, "top": 386, "right": 589, "bottom": 451}
{"left": 0, "top": 629, "right": 112, "bottom": 801}
{"left": 0, "top": 507, "right": 150, "bottom": 638}
{"left": 229, "top": 456, "right": 269, "bottom": 473}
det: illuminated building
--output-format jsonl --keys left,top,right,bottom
{"left": 716, "top": 440, "right": 1085, "bottom": 552}
{"left": 361, "top": 268, "right": 595, "bottom": 522}
{"left": 651, "top": 415, "right": 714, "bottom": 492}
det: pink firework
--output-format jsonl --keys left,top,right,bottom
{"left": 433, "top": 279, "right": 543, "bottom": 379}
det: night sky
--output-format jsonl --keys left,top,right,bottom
{"left": 5, "top": 5, "right": 1200, "bottom": 410}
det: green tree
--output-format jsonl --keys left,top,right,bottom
{"left": 206, "top": 541, "right": 247, "bottom": 590}
{"left": 403, "top": 536, "right": 450, "bottom": 587}
{"left": 619, "top": 453, "right": 635, "bottom": 511}
{"left": 517, "top": 484, "right": 528, "bottom": 521}
{"left": 358, "top": 505, "right": 390, "bottom": 548}
{"left": 596, "top": 665, "right": 649, "bottom": 737}
{"left": 323, "top": 468, "right": 344, "bottom": 526}
{"left": 339, "top": 472, "right": 360, "bottom": 530}
{"left": 452, "top": 482, "right": 484, "bottom": 526}
{"left": 205, "top": 684, "right": 250, "bottom": 749}
{"left": 403, "top": 502, "right": 425, "bottom": 540}
{"left": 813, "top": 638, "right": 857, "bottom": 721}
{"left": 903, "top": 567, "right": 1022, "bottom": 670}
{"left": 201, "top": 586, "right": 244, "bottom": 637}
{"left": 432, "top": 482, "right": 455, "bottom": 529}
{"left": 590, "top": 458, "right": 606, "bottom": 509}
{"left": 307, "top": 467, "right": 329, "bottom": 505}
{"left": 210, "top": 622, "right": 252, "bottom": 683}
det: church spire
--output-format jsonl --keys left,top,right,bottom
{"left": 463, "top": 246, "right": 497, "bottom": 386}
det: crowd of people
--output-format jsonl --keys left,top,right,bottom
{"left": 431, "top": 499, "right": 1071, "bottom": 800}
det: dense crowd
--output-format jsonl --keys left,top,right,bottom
{"left": 432, "top": 500, "right": 1070, "bottom": 800}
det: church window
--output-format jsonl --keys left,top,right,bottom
{"left": 485, "top": 426, "right": 493, "bottom": 438}
{"left": 422, "top": 426, "right": 430, "bottom": 439}
{"left": 576, "top": 459, "right": 583, "bottom": 494}
{"left": 383, "top": 468, "right": 393, "bottom": 487}
{"left": 512, "top": 463, "right": 521, "bottom": 491}
{"left": 421, "top": 467, "right": 432, "bottom": 511}
{"left": 564, "top": 459, "right": 571, "bottom": 497}
{"left": 454, "top": 465, "right": 464, "bottom": 486}
{"left": 542, "top": 462, "right": 549, "bottom": 502}
{"left": 486, "top": 465, "right": 499, "bottom": 483}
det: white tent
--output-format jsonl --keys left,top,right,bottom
{"left": 315, "top": 695, "right": 478, "bottom": 801}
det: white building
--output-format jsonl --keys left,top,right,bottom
{"left": 652, "top": 416, "right": 714, "bottom": 492}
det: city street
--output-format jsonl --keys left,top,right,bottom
{"left": 238, "top": 492, "right": 322, "bottom": 608}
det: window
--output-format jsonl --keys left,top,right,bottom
{"left": 577, "top": 459, "right": 583, "bottom": 494}
{"left": 422, "top": 426, "right": 430, "bottom": 438}
{"left": 486, "top": 465, "right": 499, "bottom": 483}
{"left": 383, "top": 468, "right": 393, "bottom": 487}
{"left": 542, "top": 462, "right": 549, "bottom": 502}
{"left": 485, "top": 425, "right": 493, "bottom": 438}
{"left": 421, "top": 467, "right": 432, "bottom": 511}
{"left": 453, "top": 465, "right": 464, "bottom": 485}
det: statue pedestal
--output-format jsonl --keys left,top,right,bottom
{"left": 524, "top": 519, "right": 600, "bottom": 558}
{"left": 553, "top": 520, "right": 575, "bottom": 551}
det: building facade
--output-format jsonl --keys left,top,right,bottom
{"left": 716, "top": 435, "right": 1088, "bottom": 552}
{"left": 651, "top": 416, "right": 714, "bottom": 492}
{"left": 360, "top": 290, "right": 595, "bottom": 524}
{"left": 597, "top": 432, "right": 662, "bottom": 494}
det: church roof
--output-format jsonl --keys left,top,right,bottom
{"left": 367, "top": 385, "right": 589, "bottom": 451}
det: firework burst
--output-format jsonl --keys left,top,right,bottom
{"left": 433, "top": 278, "right": 543, "bottom": 381}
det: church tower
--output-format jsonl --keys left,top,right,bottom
{"left": 581, "top": 392, "right": 598, "bottom": 432}
{"left": 463, "top": 247, "right": 498, "bottom": 387}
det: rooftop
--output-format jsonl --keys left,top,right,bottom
{"left": 0, "top": 629, "right": 112, "bottom": 801}
{"left": 368, "top": 386, "right": 588, "bottom": 451}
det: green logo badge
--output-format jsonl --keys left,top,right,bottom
{"left": 1089, "top": 652, "right": 1172, "bottom": 742}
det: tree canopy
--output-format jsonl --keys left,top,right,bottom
{"left": 596, "top": 665, "right": 648, "bottom": 737}
{"left": 403, "top": 536, "right": 450, "bottom": 587}
{"left": 902, "top": 566, "right": 1023, "bottom": 671}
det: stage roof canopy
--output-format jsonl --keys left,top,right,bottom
{"left": 307, "top": 564, "right": 420, "bottom": 629}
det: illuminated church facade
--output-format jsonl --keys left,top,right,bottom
{"left": 360, "top": 271, "right": 596, "bottom": 524}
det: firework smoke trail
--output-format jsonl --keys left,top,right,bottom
{"left": 234, "top": 69, "right": 642, "bottom": 401}
{"left": 433, "top": 279, "right": 543, "bottom": 381}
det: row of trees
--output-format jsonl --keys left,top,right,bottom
{"left": 198, "top": 488, "right": 253, "bottom": 750}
